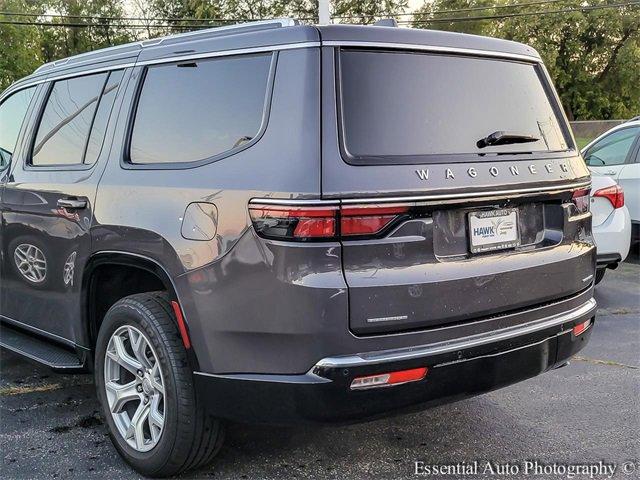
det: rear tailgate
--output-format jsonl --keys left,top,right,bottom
{"left": 321, "top": 44, "right": 593, "bottom": 335}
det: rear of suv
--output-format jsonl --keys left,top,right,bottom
{"left": 0, "top": 20, "right": 596, "bottom": 477}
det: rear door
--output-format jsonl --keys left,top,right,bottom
{"left": 584, "top": 125, "right": 640, "bottom": 180}
{"left": 1, "top": 69, "right": 127, "bottom": 341}
{"left": 617, "top": 140, "right": 640, "bottom": 224}
{"left": 322, "top": 46, "right": 593, "bottom": 335}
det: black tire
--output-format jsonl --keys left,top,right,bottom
{"left": 594, "top": 268, "right": 606, "bottom": 285}
{"left": 95, "top": 291, "right": 224, "bottom": 477}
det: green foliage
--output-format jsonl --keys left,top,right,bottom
{"left": 0, "top": 0, "right": 45, "bottom": 90}
{"left": 1, "top": 0, "right": 637, "bottom": 120}
{"left": 333, "top": 0, "right": 409, "bottom": 24}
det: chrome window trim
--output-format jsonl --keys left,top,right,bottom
{"left": 311, "top": 297, "right": 596, "bottom": 369}
{"left": 1, "top": 63, "right": 136, "bottom": 101}
{"left": 2, "top": 42, "right": 320, "bottom": 100}
{"left": 322, "top": 40, "right": 541, "bottom": 63}
{"left": 136, "top": 41, "right": 320, "bottom": 67}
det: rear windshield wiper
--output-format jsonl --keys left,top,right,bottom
{"left": 477, "top": 131, "right": 540, "bottom": 149}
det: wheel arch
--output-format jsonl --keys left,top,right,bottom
{"left": 82, "top": 251, "right": 199, "bottom": 370}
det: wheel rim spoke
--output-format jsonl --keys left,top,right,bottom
{"left": 105, "top": 380, "right": 140, "bottom": 413}
{"left": 149, "top": 394, "right": 164, "bottom": 442}
{"left": 14, "top": 244, "right": 47, "bottom": 283}
{"left": 128, "top": 327, "right": 151, "bottom": 368}
{"left": 107, "top": 335, "right": 143, "bottom": 375}
{"left": 104, "top": 325, "right": 165, "bottom": 452}
{"left": 149, "top": 363, "right": 164, "bottom": 395}
{"left": 125, "top": 402, "right": 151, "bottom": 451}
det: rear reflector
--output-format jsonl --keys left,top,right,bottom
{"left": 350, "top": 367, "right": 428, "bottom": 390}
{"left": 573, "top": 319, "right": 592, "bottom": 336}
{"left": 249, "top": 203, "right": 410, "bottom": 241}
{"left": 170, "top": 301, "right": 191, "bottom": 349}
{"left": 593, "top": 184, "right": 624, "bottom": 209}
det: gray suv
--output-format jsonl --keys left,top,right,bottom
{"left": 0, "top": 19, "right": 596, "bottom": 477}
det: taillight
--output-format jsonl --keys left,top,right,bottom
{"left": 248, "top": 205, "right": 338, "bottom": 241}
{"left": 249, "top": 203, "right": 411, "bottom": 241}
{"left": 571, "top": 188, "right": 590, "bottom": 214}
{"left": 592, "top": 184, "right": 624, "bottom": 209}
{"left": 341, "top": 205, "right": 410, "bottom": 236}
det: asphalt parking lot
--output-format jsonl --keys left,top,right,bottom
{"left": 1, "top": 252, "right": 638, "bottom": 479}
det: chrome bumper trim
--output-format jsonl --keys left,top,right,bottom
{"left": 312, "top": 298, "right": 597, "bottom": 369}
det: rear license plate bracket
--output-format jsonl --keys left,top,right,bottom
{"left": 468, "top": 208, "right": 520, "bottom": 253}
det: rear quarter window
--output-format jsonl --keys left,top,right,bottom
{"left": 338, "top": 49, "right": 570, "bottom": 165}
{"left": 128, "top": 53, "right": 274, "bottom": 166}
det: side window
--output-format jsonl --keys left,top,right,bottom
{"left": 584, "top": 126, "right": 640, "bottom": 167}
{"left": 84, "top": 70, "right": 125, "bottom": 165}
{"left": 31, "top": 70, "right": 123, "bottom": 166}
{"left": 0, "top": 87, "right": 36, "bottom": 169}
{"left": 129, "top": 53, "right": 273, "bottom": 165}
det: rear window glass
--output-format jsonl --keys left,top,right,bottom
{"left": 338, "top": 50, "right": 569, "bottom": 163}
{"left": 129, "top": 53, "right": 273, "bottom": 165}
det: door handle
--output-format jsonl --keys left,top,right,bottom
{"left": 603, "top": 170, "right": 617, "bottom": 176}
{"left": 57, "top": 198, "right": 87, "bottom": 210}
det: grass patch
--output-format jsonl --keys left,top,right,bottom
{"left": 575, "top": 137, "right": 594, "bottom": 150}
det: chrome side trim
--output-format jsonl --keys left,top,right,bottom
{"left": 249, "top": 180, "right": 590, "bottom": 207}
{"left": 322, "top": 40, "right": 541, "bottom": 63}
{"left": 249, "top": 197, "right": 340, "bottom": 206}
{"left": 137, "top": 41, "right": 320, "bottom": 67}
{"left": 340, "top": 180, "right": 591, "bottom": 205}
{"left": 312, "top": 298, "right": 596, "bottom": 369}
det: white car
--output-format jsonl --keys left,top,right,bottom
{"left": 589, "top": 175, "right": 631, "bottom": 284}
{"left": 582, "top": 118, "right": 640, "bottom": 243}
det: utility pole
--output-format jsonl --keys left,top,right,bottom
{"left": 319, "top": 0, "right": 330, "bottom": 25}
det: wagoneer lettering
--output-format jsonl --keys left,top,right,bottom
{"left": 0, "top": 19, "right": 595, "bottom": 477}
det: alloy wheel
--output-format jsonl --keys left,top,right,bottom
{"left": 14, "top": 243, "right": 47, "bottom": 283}
{"left": 104, "top": 325, "right": 165, "bottom": 452}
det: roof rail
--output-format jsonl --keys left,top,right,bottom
{"left": 33, "top": 17, "right": 297, "bottom": 75}
{"left": 141, "top": 17, "right": 297, "bottom": 47}
{"left": 373, "top": 18, "right": 398, "bottom": 27}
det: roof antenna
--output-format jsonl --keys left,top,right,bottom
{"left": 373, "top": 18, "right": 398, "bottom": 27}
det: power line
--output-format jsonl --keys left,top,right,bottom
{"left": 334, "top": 0, "right": 574, "bottom": 18}
{"left": 0, "top": 0, "right": 583, "bottom": 24}
{"left": 0, "top": 20, "right": 210, "bottom": 30}
{"left": 0, "top": 2, "right": 636, "bottom": 29}
{"left": 0, "top": 10, "right": 315, "bottom": 23}
{"left": 402, "top": 2, "right": 639, "bottom": 24}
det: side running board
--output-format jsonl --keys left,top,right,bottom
{"left": 0, "top": 324, "right": 86, "bottom": 371}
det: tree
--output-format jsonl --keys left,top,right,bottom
{"left": 0, "top": 0, "right": 45, "bottom": 90}
{"left": 39, "top": 0, "right": 134, "bottom": 62}
{"left": 333, "top": 0, "right": 409, "bottom": 24}
{"left": 413, "top": 0, "right": 640, "bottom": 120}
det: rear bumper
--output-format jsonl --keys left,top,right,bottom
{"left": 194, "top": 297, "right": 596, "bottom": 425}
{"left": 594, "top": 205, "right": 631, "bottom": 267}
